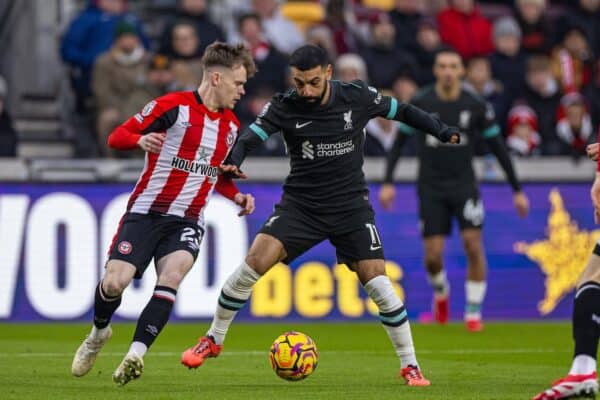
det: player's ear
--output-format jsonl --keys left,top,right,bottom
{"left": 210, "top": 71, "right": 221, "bottom": 87}
{"left": 324, "top": 64, "right": 332, "bottom": 80}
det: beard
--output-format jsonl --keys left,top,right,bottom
{"left": 298, "top": 81, "right": 328, "bottom": 107}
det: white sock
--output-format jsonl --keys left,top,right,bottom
{"left": 90, "top": 325, "right": 109, "bottom": 339}
{"left": 127, "top": 341, "right": 148, "bottom": 358}
{"left": 427, "top": 270, "right": 449, "bottom": 298}
{"left": 569, "top": 355, "right": 597, "bottom": 375}
{"left": 207, "top": 262, "right": 260, "bottom": 345}
{"left": 364, "top": 275, "right": 418, "bottom": 369}
{"left": 465, "top": 280, "right": 487, "bottom": 320}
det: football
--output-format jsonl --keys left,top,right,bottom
{"left": 269, "top": 331, "right": 318, "bottom": 381}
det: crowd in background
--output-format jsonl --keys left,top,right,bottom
{"left": 5, "top": 0, "right": 600, "bottom": 159}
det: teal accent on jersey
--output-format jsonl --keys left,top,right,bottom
{"left": 482, "top": 124, "right": 500, "bottom": 139}
{"left": 218, "top": 295, "right": 246, "bottom": 310}
{"left": 386, "top": 98, "right": 398, "bottom": 120}
{"left": 249, "top": 123, "right": 269, "bottom": 141}
{"left": 399, "top": 122, "right": 416, "bottom": 136}
{"left": 379, "top": 309, "right": 407, "bottom": 324}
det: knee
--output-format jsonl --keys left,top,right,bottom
{"left": 463, "top": 238, "right": 482, "bottom": 259}
{"left": 424, "top": 252, "right": 443, "bottom": 273}
{"left": 245, "top": 253, "right": 274, "bottom": 274}
{"left": 101, "top": 276, "right": 126, "bottom": 297}
{"left": 158, "top": 270, "right": 186, "bottom": 289}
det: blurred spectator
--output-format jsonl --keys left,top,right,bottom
{"left": 322, "top": 0, "right": 362, "bottom": 55}
{"left": 463, "top": 56, "right": 503, "bottom": 117}
{"left": 159, "top": 0, "right": 225, "bottom": 58}
{"left": 413, "top": 17, "right": 444, "bottom": 85}
{"left": 251, "top": 0, "right": 305, "bottom": 55}
{"left": 360, "top": 14, "right": 417, "bottom": 90}
{"left": 506, "top": 104, "right": 541, "bottom": 156}
{"left": 388, "top": 0, "right": 423, "bottom": 53}
{"left": 305, "top": 24, "right": 338, "bottom": 61}
{"left": 60, "top": 0, "right": 148, "bottom": 113}
{"left": 555, "top": 92, "right": 593, "bottom": 158}
{"left": 583, "top": 59, "right": 600, "bottom": 131}
{"left": 490, "top": 16, "right": 527, "bottom": 127}
{"left": 0, "top": 76, "right": 17, "bottom": 157}
{"left": 147, "top": 54, "right": 177, "bottom": 94}
{"left": 514, "top": 0, "right": 553, "bottom": 55}
{"left": 237, "top": 13, "right": 289, "bottom": 97}
{"left": 365, "top": 90, "right": 399, "bottom": 156}
{"left": 437, "top": 0, "right": 494, "bottom": 60}
{"left": 555, "top": 0, "right": 600, "bottom": 57}
{"left": 335, "top": 53, "right": 368, "bottom": 82}
{"left": 92, "top": 22, "right": 156, "bottom": 157}
{"left": 551, "top": 26, "right": 594, "bottom": 93}
{"left": 518, "top": 54, "right": 562, "bottom": 154}
{"left": 391, "top": 74, "right": 418, "bottom": 103}
{"left": 168, "top": 20, "right": 204, "bottom": 90}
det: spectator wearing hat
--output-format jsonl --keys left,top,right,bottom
{"left": 506, "top": 105, "right": 541, "bottom": 156}
{"left": 514, "top": 0, "right": 553, "bottom": 55}
{"left": 92, "top": 22, "right": 156, "bottom": 157}
{"left": 413, "top": 17, "right": 445, "bottom": 85}
{"left": 61, "top": 0, "right": 148, "bottom": 113}
{"left": 147, "top": 54, "right": 176, "bottom": 95}
{"left": 490, "top": 16, "right": 527, "bottom": 128}
{"left": 555, "top": 92, "right": 594, "bottom": 158}
{"left": 360, "top": 14, "right": 417, "bottom": 90}
{"left": 437, "top": 0, "right": 494, "bottom": 60}
{"left": 0, "top": 76, "right": 17, "bottom": 157}
{"left": 551, "top": 26, "right": 594, "bottom": 94}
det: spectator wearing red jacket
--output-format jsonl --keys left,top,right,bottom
{"left": 437, "top": 0, "right": 494, "bottom": 60}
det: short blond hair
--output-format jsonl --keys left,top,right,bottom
{"left": 201, "top": 42, "right": 256, "bottom": 77}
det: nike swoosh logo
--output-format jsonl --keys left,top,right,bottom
{"left": 295, "top": 121, "right": 313, "bottom": 129}
{"left": 370, "top": 245, "right": 382, "bottom": 251}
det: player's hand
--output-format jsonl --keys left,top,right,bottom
{"left": 591, "top": 173, "right": 600, "bottom": 223}
{"left": 138, "top": 132, "right": 165, "bottom": 153}
{"left": 220, "top": 164, "right": 247, "bottom": 179}
{"left": 378, "top": 183, "right": 396, "bottom": 210}
{"left": 513, "top": 191, "right": 529, "bottom": 218}
{"left": 234, "top": 192, "right": 255, "bottom": 216}
{"left": 440, "top": 126, "right": 461, "bottom": 144}
{"left": 587, "top": 143, "right": 599, "bottom": 161}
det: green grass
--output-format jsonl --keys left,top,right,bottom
{"left": 0, "top": 322, "right": 576, "bottom": 399}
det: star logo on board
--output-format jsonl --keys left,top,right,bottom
{"left": 514, "top": 189, "right": 600, "bottom": 315}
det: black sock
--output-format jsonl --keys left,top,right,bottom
{"left": 132, "top": 286, "right": 176, "bottom": 349}
{"left": 573, "top": 281, "right": 600, "bottom": 359}
{"left": 93, "top": 281, "right": 122, "bottom": 329}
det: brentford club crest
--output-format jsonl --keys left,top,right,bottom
{"left": 118, "top": 241, "right": 132, "bottom": 255}
{"left": 226, "top": 131, "right": 235, "bottom": 148}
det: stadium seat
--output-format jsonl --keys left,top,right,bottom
{"left": 280, "top": 1, "right": 325, "bottom": 32}
{"left": 362, "top": 0, "right": 395, "bottom": 11}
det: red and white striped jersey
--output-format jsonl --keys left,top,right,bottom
{"left": 108, "top": 91, "right": 240, "bottom": 227}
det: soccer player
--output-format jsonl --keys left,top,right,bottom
{"left": 181, "top": 44, "right": 460, "bottom": 385}
{"left": 531, "top": 145, "right": 600, "bottom": 399}
{"left": 379, "top": 48, "right": 529, "bottom": 332}
{"left": 71, "top": 42, "right": 257, "bottom": 386}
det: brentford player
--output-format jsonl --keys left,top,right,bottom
{"left": 71, "top": 42, "right": 256, "bottom": 386}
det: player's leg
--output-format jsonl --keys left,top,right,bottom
{"left": 533, "top": 254, "right": 600, "bottom": 400}
{"left": 182, "top": 204, "right": 324, "bottom": 368}
{"left": 72, "top": 260, "right": 136, "bottom": 377}
{"left": 419, "top": 185, "right": 452, "bottom": 324}
{"left": 455, "top": 188, "right": 486, "bottom": 332}
{"left": 113, "top": 248, "right": 197, "bottom": 386}
{"left": 72, "top": 212, "right": 155, "bottom": 377}
{"left": 460, "top": 228, "right": 486, "bottom": 331}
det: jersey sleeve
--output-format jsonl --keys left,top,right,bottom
{"left": 477, "top": 100, "right": 501, "bottom": 139}
{"left": 247, "top": 99, "right": 284, "bottom": 142}
{"left": 108, "top": 95, "right": 180, "bottom": 150}
{"left": 353, "top": 80, "right": 397, "bottom": 119}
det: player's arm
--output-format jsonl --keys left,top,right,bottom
{"left": 379, "top": 125, "right": 413, "bottom": 210}
{"left": 215, "top": 175, "right": 255, "bottom": 216}
{"left": 224, "top": 101, "right": 282, "bottom": 174}
{"left": 587, "top": 143, "right": 599, "bottom": 161}
{"left": 358, "top": 81, "right": 459, "bottom": 143}
{"left": 480, "top": 103, "right": 529, "bottom": 217}
{"left": 107, "top": 99, "right": 178, "bottom": 153}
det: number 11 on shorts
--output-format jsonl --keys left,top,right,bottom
{"left": 365, "top": 223, "right": 382, "bottom": 251}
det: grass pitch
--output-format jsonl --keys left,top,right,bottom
{"left": 0, "top": 322, "right": 575, "bottom": 399}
